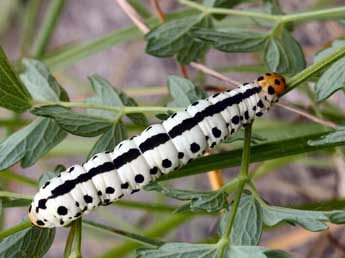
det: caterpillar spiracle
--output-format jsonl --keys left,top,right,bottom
{"left": 29, "top": 72, "right": 286, "bottom": 228}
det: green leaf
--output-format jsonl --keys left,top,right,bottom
{"left": 0, "top": 225, "right": 55, "bottom": 258}
{"left": 225, "top": 246, "right": 295, "bottom": 258}
{"left": 87, "top": 122, "right": 127, "bottom": 159}
{"left": 261, "top": 205, "right": 345, "bottom": 231}
{"left": 192, "top": 28, "right": 268, "bottom": 52}
{"left": 137, "top": 243, "right": 218, "bottom": 258}
{"left": 20, "top": 59, "right": 63, "bottom": 101}
{"left": 308, "top": 126, "right": 345, "bottom": 146}
{"left": 219, "top": 195, "right": 262, "bottom": 245}
{"left": 0, "top": 118, "right": 67, "bottom": 169}
{"left": 167, "top": 75, "right": 206, "bottom": 107}
{"left": 32, "top": 105, "right": 113, "bottom": 137}
{"left": 0, "top": 47, "right": 32, "bottom": 112}
{"left": 146, "top": 16, "right": 212, "bottom": 64}
{"left": 155, "top": 110, "right": 175, "bottom": 121}
{"left": 87, "top": 74, "right": 123, "bottom": 119}
{"left": 224, "top": 128, "right": 266, "bottom": 144}
{"left": 145, "top": 183, "right": 228, "bottom": 212}
{"left": 0, "top": 197, "right": 31, "bottom": 208}
{"left": 313, "top": 40, "right": 345, "bottom": 101}
{"left": 264, "top": 30, "right": 306, "bottom": 76}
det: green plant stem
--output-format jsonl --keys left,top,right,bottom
{"left": 0, "top": 220, "right": 32, "bottom": 240}
{"left": 286, "top": 46, "right": 345, "bottom": 93}
{"left": 179, "top": 0, "right": 279, "bottom": 21}
{"left": 74, "top": 219, "right": 82, "bottom": 257}
{"left": 97, "top": 213, "right": 192, "bottom": 258}
{"left": 116, "top": 200, "right": 177, "bottom": 212}
{"left": 32, "top": 100, "right": 182, "bottom": 114}
{"left": 20, "top": 0, "right": 42, "bottom": 56}
{"left": 0, "top": 191, "right": 32, "bottom": 200}
{"left": 84, "top": 220, "right": 164, "bottom": 247}
{"left": 31, "top": 0, "right": 65, "bottom": 58}
{"left": 216, "top": 124, "right": 252, "bottom": 258}
{"left": 0, "top": 170, "right": 37, "bottom": 187}
{"left": 180, "top": 0, "right": 345, "bottom": 24}
{"left": 64, "top": 222, "right": 76, "bottom": 258}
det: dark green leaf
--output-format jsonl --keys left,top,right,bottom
{"left": 167, "top": 75, "right": 206, "bottom": 107}
{"left": 0, "top": 225, "right": 55, "bottom": 258}
{"left": 262, "top": 205, "right": 345, "bottom": 231}
{"left": 193, "top": 28, "right": 268, "bottom": 52}
{"left": 225, "top": 246, "right": 295, "bottom": 258}
{"left": 20, "top": 59, "right": 62, "bottom": 101}
{"left": 264, "top": 249, "right": 296, "bottom": 258}
{"left": 32, "top": 105, "right": 113, "bottom": 137}
{"left": 87, "top": 122, "right": 127, "bottom": 159}
{"left": 264, "top": 30, "right": 306, "bottom": 76}
{"left": 0, "top": 47, "right": 31, "bottom": 112}
{"left": 308, "top": 126, "right": 345, "bottom": 146}
{"left": 137, "top": 243, "right": 218, "bottom": 258}
{"left": 313, "top": 40, "right": 345, "bottom": 101}
{"left": 0, "top": 197, "right": 31, "bottom": 208}
{"left": 145, "top": 183, "right": 228, "bottom": 212}
{"left": 219, "top": 195, "right": 262, "bottom": 245}
{"left": 146, "top": 16, "right": 211, "bottom": 64}
{"left": 0, "top": 118, "right": 67, "bottom": 169}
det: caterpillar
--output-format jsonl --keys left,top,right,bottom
{"left": 28, "top": 73, "right": 286, "bottom": 228}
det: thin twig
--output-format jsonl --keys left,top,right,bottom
{"left": 276, "top": 102, "right": 337, "bottom": 129}
{"left": 150, "top": 0, "right": 165, "bottom": 22}
{"left": 191, "top": 62, "right": 240, "bottom": 87}
{"left": 116, "top": 0, "right": 150, "bottom": 34}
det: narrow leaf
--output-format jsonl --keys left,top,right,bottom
{"left": 0, "top": 225, "right": 55, "bottom": 258}
{"left": 32, "top": 105, "right": 113, "bottom": 137}
{"left": 225, "top": 246, "right": 295, "bottom": 258}
{"left": 0, "top": 47, "right": 31, "bottom": 112}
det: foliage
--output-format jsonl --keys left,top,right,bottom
{"left": 0, "top": 1, "right": 344, "bottom": 258}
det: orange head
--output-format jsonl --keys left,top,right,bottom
{"left": 255, "top": 72, "right": 286, "bottom": 96}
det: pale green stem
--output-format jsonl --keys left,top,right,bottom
{"left": 32, "top": 100, "right": 182, "bottom": 114}
{"left": 0, "top": 220, "right": 32, "bottom": 240}
{"left": 0, "top": 191, "right": 32, "bottom": 200}
{"left": 216, "top": 124, "right": 252, "bottom": 258}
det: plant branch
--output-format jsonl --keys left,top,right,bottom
{"left": 286, "top": 46, "right": 345, "bottom": 93}
{"left": 64, "top": 222, "right": 76, "bottom": 258}
{"left": 84, "top": 220, "right": 164, "bottom": 247}
{"left": 0, "top": 170, "right": 37, "bottom": 187}
{"left": 216, "top": 123, "right": 252, "bottom": 258}
{"left": 0, "top": 191, "right": 32, "bottom": 200}
{"left": 0, "top": 220, "right": 32, "bottom": 240}
{"left": 31, "top": 0, "right": 65, "bottom": 58}
{"left": 277, "top": 102, "right": 337, "bottom": 129}
{"left": 32, "top": 100, "right": 182, "bottom": 114}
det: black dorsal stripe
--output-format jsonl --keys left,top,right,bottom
{"left": 47, "top": 86, "right": 260, "bottom": 199}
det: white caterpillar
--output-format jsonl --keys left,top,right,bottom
{"left": 29, "top": 73, "right": 286, "bottom": 228}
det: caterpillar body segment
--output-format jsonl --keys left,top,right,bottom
{"left": 29, "top": 73, "right": 286, "bottom": 228}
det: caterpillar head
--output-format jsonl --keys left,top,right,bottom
{"left": 256, "top": 72, "right": 286, "bottom": 96}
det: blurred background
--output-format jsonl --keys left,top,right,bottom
{"left": 0, "top": 0, "right": 345, "bottom": 257}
